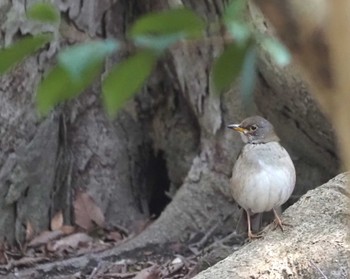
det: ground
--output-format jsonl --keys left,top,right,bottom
{"left": 0, "top": 226, "right": 245, "bottom": 279}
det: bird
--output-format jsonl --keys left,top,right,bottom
{"left": 227, "top": 116, "right": 296, "bottom": 240}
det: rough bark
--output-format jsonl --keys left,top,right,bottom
{"left": 62, "top": 0, "right": 152, "bottom": 231}
{"left": 0, "top": 0, "right": 340, "bottom": 265}
{"left": 248, "top": 2, "right": 338, "bottom": 197}
{"left": 193, "top": 173, "right": 350, "bottom": 279}
{"left": 0, "top": 53, "right": 63, "bottom": 244}
{"left": 250, "top": 0, "right": 350, "bottom": 176}
{"left": 108, "top": 0, "right": 339, "bottom": 246}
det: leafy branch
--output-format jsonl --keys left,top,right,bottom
{"left": 0, "top": 1, "right": 290, "bottom": 117}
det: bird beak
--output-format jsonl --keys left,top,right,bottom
{"left": 227, "top": 124, "right": 247, "bottom": 133}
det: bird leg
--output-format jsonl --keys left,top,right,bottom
{"left": 246, "top": 210, "right": 262, "bottom": 240}
{"left": 272, "top": 208, "right": 292, "bottom": 231}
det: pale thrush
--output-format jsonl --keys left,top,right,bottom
{"left": 227, "top": 116, "right": 296, "bottom": 239}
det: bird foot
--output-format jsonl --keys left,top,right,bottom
{"left": 247, "top": 230, "right": 263, "bottom": 241}
{"left": 272, "top": 217, "right": 293, "bottom": 232}
{"left": 272, "top": 208, "right": 292, "bottom": 232}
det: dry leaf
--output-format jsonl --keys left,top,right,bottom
{"left": 74, "top": 189, "right": 105, "bottom": 231}
{"left": 8, "top": 256, "right": 48, "bottom": 268}
{"left": 105, "top": 231, "right": 123, "bottom": 242}
{"left": 60, "top": 225, "right": 75, "bottom": 235}
{"left": 51, "top": 210, "right": 63, "bottom": 231}
{"left": 28, "top": 230, "right": 64, "bottom": 248}
{"left": 166, "top": 257, "right": 184, "bottom": 276}
{"left": 0, "top": 242, "right": 8, "bottom": 265}
{"left": 25, "top": 221, "right": 35, "bottom": 242}
{"left": 131, "top": 218, "right": 154, "bottom": 235}
{"left": 134, "top": 265, "right": 161, "bottom": 279}
{"left": 49, "top": 232, "right": 92, "bottom": 252}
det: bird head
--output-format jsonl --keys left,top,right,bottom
{"left": 227, "top": 116, "right": 280, "bottom": 144}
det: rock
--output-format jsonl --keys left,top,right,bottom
{"left": 193, "top": 173, "right": 350, "bottom": 279}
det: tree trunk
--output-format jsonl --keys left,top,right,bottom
{"left": 0, "top": 0, "right": 340, "bottom": 272}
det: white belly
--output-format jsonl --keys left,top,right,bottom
{"left": 230, "top": 142, "right": 296, "bottom": 213}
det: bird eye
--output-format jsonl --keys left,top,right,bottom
{"left": 250, "top": 125, "right": 257, "bottom": 131}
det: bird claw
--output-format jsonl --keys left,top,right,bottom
{"left": 273, "top": 219, "right": 293, "bottom": 230}
{"left": 272, "top": 208, "right": 293, "bottom": 232}
{"left": 247, "top": 230, "right": 264, "bottom": 241}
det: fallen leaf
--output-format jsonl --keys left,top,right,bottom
{"left": 51, "top": 210, "right": 63, "bottom": 231}
{"left": 49, "top": 232, "right": 92, "bottom": 252}
{"left": 105, "top": 231, "right": 123, "bottom": 242}
{"left": 74, "top": 189, "right": 105, "bottom": 231}
{"left": 169, "top": 241, "right": 185, "bottom": 253}
{"left": 28, "top": 230, "right": 64, "bottom": 248}
{"left": 7, "top": 256, "right": 48, "bottom": 268}
{"left": 131, "top": 218, "right": 154, "bottom": 235}
{"left": 109, "top": 259, "right": 135, "bottom": 274}
{"left": 186, "top": 265, "right": 200, "bottom": 278}
{"left": 166, "top": 257, "right": 184, "bottom": 276}
{"left": 25, "top": 221, "right": 35, "bottom": 242}
{"left": 134, "top": 265, "right": 161, "bottom": 279}
{"left": 0, "top": 242, "right": 8, "bottom": 265}
{"left": 60, "top": 225, "right": 75, "bottom": 235}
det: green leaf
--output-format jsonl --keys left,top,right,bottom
{"left": 27, "top": 2, "right": 60, "bottom": 23}
{"left": 130, "top": 8, "right": 205, "bottom": 36}
{"left": 0, "top": 34, "right": 52, "bottom": 75}
{"left": 132, "top": 33, "right": 185, "bottom": 51}
{"left": 224, "top": 0, "right": 247, "bottom": 21}
{"left": 226, "top": 21, "right": 250, "bottom": 44}
{"left": 224, "top": 0, "right": 250, "bottom": 44}
{"left": 58, "top": 40, "right": 119, "bottom": 81}
{"left": 36, "top": 62, "right": 103, "bottom": 116}
{"left": 241, "top": 47, "right": 257, "bottom": 110}
{"left": 261, "top": 38, "right": 291, "bottom": 66}
{"left": 212, "top": 43, "right": 249, "bottom": 92}
{"left": 102, "top": 50, "right": 157, "bottom": 117}
{"left": 129, "top": 8, "right": 205, "bottom": 50}
{"left": 36, "top": 66, "right": 71, "bottom": 115}
{"left": 37, "top": 40, "right": 119, "bottom": 115}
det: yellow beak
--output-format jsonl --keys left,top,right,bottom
{"left": 227, "top": 124, "right": 247, "bottom": 133}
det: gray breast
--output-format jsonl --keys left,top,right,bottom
{"left": 230, "top": 142, "right": 296, "bottom": 213}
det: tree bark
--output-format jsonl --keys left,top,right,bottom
{"left": 0, "top": 0, "right": 340, "bottom": 268}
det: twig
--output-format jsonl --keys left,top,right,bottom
{"left": 102, "top": 271, "right": 138, "bottom": 278}
{"left": 194, "top": 223, "right": 220, "bottom": 249}
{"left": 88, "top": 262, "right": 102, "bottom": 279}
{"left": 309, "top": 260, "right": 328, "bottom": 279}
